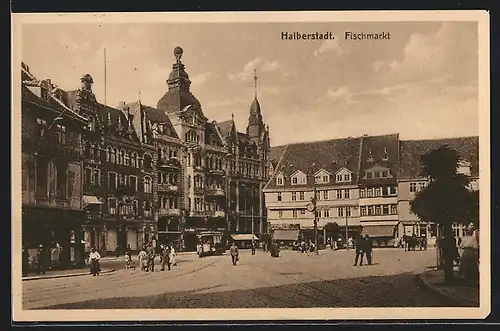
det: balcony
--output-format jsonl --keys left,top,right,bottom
{"left": 189, "top": 210, "right": 206, "bottom": 217}
{"left": 157, "top": 184, "right": 179, "bottom": 193}
{"left": 205, "top": 187, "right": 225, "bottom": 196}
{"left": 158, "top": 157, "right": 181, "bottom": 170}
{"left": 206, "top": 168, "right": 225, "bottom": 176}
{"left": 157, "top": 208, "right": 181, "bottom": 217}
{"left": 209, "top": 210, "right": 226, "bottom": 218}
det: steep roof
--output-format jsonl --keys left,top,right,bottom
{"left": 358, "top": 134, "right": 400, "bottom": 185}
{"left": 98, "top": 103, "right": 142, "bottom": 145}
{"left": 399, "top": 136, "right": 479, "bottom": 179}
{"left": 270, "top": 145, "right": 286, "bottom": 162}
{"left": 265, "top": 137, "right": 362, "bottom": 190}
{"left": 217, "top": 119, "right": 234, "bottom": 137}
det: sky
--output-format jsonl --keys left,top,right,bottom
{"left": 21, "top": 21, "right": 479, "bottom": 146}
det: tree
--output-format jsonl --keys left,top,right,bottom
{"left": 410, "top": 145, "right": 478, "bottom": 284}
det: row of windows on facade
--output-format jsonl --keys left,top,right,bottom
{"left": 105, "top": 198, "right": 153, "bottom": 216}
{"left": 36, "top": 118, "right": 67, "bottom": 145}
{"left": 277, "top": 189, "right": 353, "bottom": 201}
{"left": 33, "top": 160, "right": 73, "bottom": 199}
{"left": 188, "top": 154, "right": 265, "bottom": 179}
{"left": 82, "top": 143, "right": 153, "bottom": 170}
{"left": 191, "top": 197, "right": 225, "bottom": 212}
{"left": 408, "top": 179, "right": 478, "bottom": 194}
{"left": 84, "top": 169, "right": 153, "bottom": 193}
{"left": 276, "top": 173, "right": 352, "bottom": 186}
{"left": 277, "top": 204, "right": 398, "bottom": 218}
{"left": 227, "top": 143, "right": 264, "bottom": 160}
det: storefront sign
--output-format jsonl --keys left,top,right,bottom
{"left": 269, "top": 223, "right": 300, "bottom": 230}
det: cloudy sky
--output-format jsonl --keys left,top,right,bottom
{"left": 21, "top": 21, "right": 478, "bottom": 146}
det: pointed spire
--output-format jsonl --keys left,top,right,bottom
{"left": 254, "top": 69, "right": 258, "bottom": 99}
{"left": 231, "top": 113, "right": 234, "bottom": 121}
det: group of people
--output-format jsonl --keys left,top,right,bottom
{"left": 136, "top": 242, "right": 177, "bottom": 272}
{"left": 353, "top": 234, "right": 374, "bottom": 266}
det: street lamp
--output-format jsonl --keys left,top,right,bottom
{"left": 306, "top": 163, "right": 319, "bottom": 255}
{"left": 345, "top": 205, "right": 359, "bottom": 250}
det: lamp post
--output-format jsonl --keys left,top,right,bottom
{"left": 306, "top": 163, "right": 319, "bottom": 255}
{"left": 224, "top": 153, "right": 232, "bottom": 245}
{"left": 345, "top": 205, "right": 359, "bottom": 250}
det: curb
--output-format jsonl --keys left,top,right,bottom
{"left": 415, "top": 273, "right": 475, "bottom": 307}
{"left": 22, "top": 268, "right": 115, "bottom": 281}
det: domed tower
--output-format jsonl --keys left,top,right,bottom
{"left": 246, "top": 69, "right": 266, "bottom": 144}
{"left": 156, "top": 46, "right": 202, "bottom": 113}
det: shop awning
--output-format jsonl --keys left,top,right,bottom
{"left": 231, "top": 234, "right": 259, "bottom": 241}
{"left": 83, "top": 195, "right": 102, "bottom": 205}
{"left": 272, "top": 230, "right": 300, "bottom": 241}
{"left": 361, "top": 225, "right": 396, "bottom": 237}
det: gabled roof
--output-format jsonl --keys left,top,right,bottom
{"left": 265, "top": 136, "right": 362, "bottom": 190}
{"left": 98, "top": 103, "right": 142, "bottom": 145}
{"left": 334, "top": 167, "right": 353, "bottom": 175}
{"left": 399, "top": 136, "right": 479, "bottom": 179}
{"left": 205, "top": 121, "right": 224, "bottom": 147}
{"left": 314, "top": 168, "right": 331, "bottom": 176}
{"left": 358, "top": 134, "right": 400, "bottom": 185}
{"left": 217, "top": 119, "right": 234, "bottom": 137}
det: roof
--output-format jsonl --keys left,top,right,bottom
{"left": 98, "top": 103, "right": 142, "bottom": 145}
{"left": 399, "top": 136, "right": 479, "bottom": 179}
{"left": 358, "top": 134, "right": 400, "bottom": 185}
{"left": 217, "top": 119, "right": 234, "bottom": 137}
{"left": 270, "top": 145, "right": 286, "bottom": 162}
{"left": 205, "top": 121, "right": 224, "bottom": 147}
{"left": 265, "top": 136, "right": 363, "bottom": 190}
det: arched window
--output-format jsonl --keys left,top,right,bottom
{"left": 124, "top": 151, "right": 130, "bottom": 166}
{"left": 89, "top": 143, "right": 95, "bottom": 159}
{"left": 96, "top": 144, "right": 102, "bottom": 161}
{"left": 111, "top": 148, "right": 117, "bottom": 163}
{"left": 119, "top": 149, "right": 125, "bottom": 165}
{"left": 144, "top": 153, "right": 152, "bottom": 170}
{"left": 88, "top": 116, "right": 96, "bottom": 131}
{"left": 106, "top": 146, "right": 112, "bottom": 162}
{"left": 131, "top": 153, "right": 137, "bottom": 167}
{"left": 144, "top": 176, "right": 152, "bottom": 193}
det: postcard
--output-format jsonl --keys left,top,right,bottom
{"left": 11, "top": 10, "right": 490, "bottom": 322}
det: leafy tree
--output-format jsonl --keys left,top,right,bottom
{"left": 410, "top": 145, "right": 478, "bottom": 284}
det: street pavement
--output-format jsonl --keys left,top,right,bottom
{"left": 22, "top": 248, "right": 454, "bottom": 309}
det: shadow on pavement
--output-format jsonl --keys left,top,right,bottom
{"left": 39, "top": 272, "right": 460, "bottom": 309}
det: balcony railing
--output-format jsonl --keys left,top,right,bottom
{"left": 158, "top": 157, "right": 181, "bottom": 169}
{"left": 157, "top": 208, "right": 181, "bottom": 216}
{"left": 206, "top": 168, "right": 225, "bottom": 176}
{"left": 157, "top": 184, "right": 179, "bottom": 193}
{"left": 205, "top": 187, "right": 225, "bottom": 196}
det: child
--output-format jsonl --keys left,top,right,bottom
{"left": 124, "top": 252, "right": 135, "bottom": 270}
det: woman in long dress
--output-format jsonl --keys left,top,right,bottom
{"left": 458, "top": 227, "right": 479, "bottom": 284}
{"left": 138, "top": 247, "right": 148, "bottom": 271}
{"left": 169, "top": 245, "right": 177, "bottom": 266}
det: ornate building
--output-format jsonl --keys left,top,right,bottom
{"left": 21, "top": 63, "right": 88, "bottom": 268}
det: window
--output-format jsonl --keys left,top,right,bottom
{"left": 315, "top": 175, "right": 321, "bottom": 183}
{"left": 410, "top": 182, "right": 417, "bottom": 193}
{"left": 344, "top": 174, "right": 350, "bottom": 181}
{"left": 106, "top": 147, "right": 111, "bottom": 162}
{"left": 323, "top": 175, "right": 329, "bottom": 183}
{"left": 119, "top": 150, "right": 125, "bottom": 165}
{"left": 338, "top": 207, "right": 344, "bottom": 217}
{"left": 360, "top": 189, "right": 366, "bottom": 198}
{"left": 367, "top": 206, "right": 374, "bottom": 216}
{"left": 300, "top": 209, "right": 306, "bottom": 215}
{"left": 323, "top": 209, "right": 330, "bottom": 217}
{"left": 144, "top": 154, "right": 152, "bottom": 170}
{"left": 111, "top": 149, "right": 117, "bottom": 163}
{"left": 131, "top": 153, "right": 137, "bottom": 167}
{"left": 367, "top": 188, "right": 373, "bottom": 197}
{"left": 292, "top": 210, "right": 297, "bottom": 218}
{"left": 336, "top": 190, "right": 342, "bottom": 199}
{"left": 391, "top": 204, "right": 397, "bottom": 215}
{"left": 108, "top": 172, "right": 117, "bottom": 189}
{"left": 390, "top": 186, "right": 397, "bottom": 195}
{"left": 374, "top": 171, "right": 381, "bottom": 179}
{"left": 346, "top": 206, "right": 351, "bottom": 217}
{"left": 323, "top": 190, "right": 329, "bottom": 200}
{"left": 375, "top": 205, "right": 381, "bottom": 215}
{"left": 55, "top": 124, "right": 66, "bottom": 145}
{"left": 56, "top": 163, "right": 67, "bottom": 199}
{"left": 344, "top": 190, "right": 350, "bottom": 199}
{"left": 383, "top": 205, "right": 389, "bottom": 215}
{"left": 299, "top": 192, "right": 305, "bottom": 200}
{"left": 276, "top": 176, "right": 284, "bottom": 185}
{"left": 278, "top": 210, "right": 283, "bottom": 218}
{"left": 382, "top": 170, "right": 388, "bottom": 178}
{"left": 336, "top": 174, "right": 342, "bottom": 182}
{"left": 277, "top": 193, "right": 282, "bottom": 201}
{"left": 375, "top": 188, "right": 381, "bottom": 197}
{"left": 360, "top": 206, "right": 367, "bottom": 216}
{"left": 129, "top": 176, "right": 138, "bottom": 192}
{"left": 292, "top": 192, "right": 297, "bottom": 201}
{"left": 366, "top": 172, "right": 373, "bottom": 179}
{"left": 36, "top": 118, "right": 47, "bottom": 138}
{"left": 108, "top": 198, "right": 117, "bottom": 215}
{"left": 418, "top": 182, "right": 426, "bottom": 191}
{"left": 292, "top": 177, "right": 298, "bottom": 185}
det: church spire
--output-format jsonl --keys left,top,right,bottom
{"left": 254, "top": 69, "right": 258, "bottom": 99}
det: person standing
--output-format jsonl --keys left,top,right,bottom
{"left": 363, "top": 234, "right": 373, "bottom": 265}
{"left": 88, "top": 247, "right": 101, "bottom": 276}
{"left": 458, "top": 226, "right": 479, "bottom": 284}
{"left": 230, "top": 242, "right": 239, "bottom": 266}
{"left": 169, "top": 244, "right": 177, "bottom": 266}
{"left": 353, "top": 234, "right": 365, "bottom": 266}
{"left": 138, "top": 246, "right": 148, "bottom": 271}
{"left": 146, "top": 243, "right": 156, "bottom": 272}
{"left": 251, "top": 241, "right": 256, "bottom": 255}
{"left": 37, "top": 245, "right": 47, "bottom": 275}
{"left": 160, "top": 245, "right": 171, "bottom": 271}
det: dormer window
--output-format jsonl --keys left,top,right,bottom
{"left": 382, "top": 147, "right": 389, "bottom": 161}
{"left": 344, "top": 174, "right": 351, "bottom": 181}
{"left": 335, "top": 167, "right": 353, "bottom": 183}
{"left": 314, "top": 169, "right": 330, "bottom": 184}
{"left": 291, "top": 170, "right": 307, "bottom": 186}
{"left": 336, "top": 174, "right": 342, "bottom": 182}
{"left": 276, "top": 172, "right": 285, "bottom": 186}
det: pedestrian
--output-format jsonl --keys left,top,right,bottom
{"left": 458, "top": 226, "right": 479, "bottom": 284}
{"left": 229, "top": 242, "right": 239, "bottom": 266}
{"left": 348, "top": 236, "right": 355, "bottom": 250}
{"left": 36, "top": 245, "right": 47, "bottom": 275}
{"left": 125, "top": 244, "right": 132, "bottom": 257}
{"left": 88, "top": 247, "right": 101, "bottom": 276}
{"left": 363, "top": 234, "right": 373, "bottom": 265}
{"left": 251, "top": 241, "right": 256, "bottom": 255}
{"left": 353, "top": 234, "right": 365, "bottom": 266}
{"left": 169, "top": 244, "right": 177, "bottom": 266}
{"left": 161, "top": 245, "right": 171, "bottom": 271}
{"left": 138, "top": 246, "right": 148, "bottom": 271}
{"left": 146, "top": 243, "right": 156, "bottom": 272}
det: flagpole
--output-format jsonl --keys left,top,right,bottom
{"left": 104, "top": 48, "right": 107, "bottom": 106}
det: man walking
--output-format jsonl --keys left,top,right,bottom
{"left": 251, "top": 241, "right": 256, "bottom": 255}
{"left": 230, "top": 242, "right": 239, "bottom": 266}
{"left": 364, "top": 234, "right": 373, "bottom": 265}
{"left": 353, "top": 234, "right": 365, "bottom": 266}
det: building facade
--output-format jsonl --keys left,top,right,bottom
{"left": 265, "top": 134, "right": 479, "bottom": 247}
{"left": 21, "top": 63, "right": 88, "bottom": 267}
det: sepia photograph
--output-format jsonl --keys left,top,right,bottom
{"left": 11, "top": 11, "right": 490, "bottom": 321}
